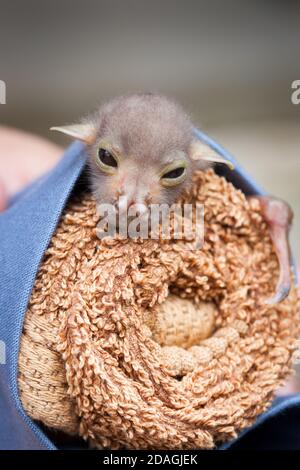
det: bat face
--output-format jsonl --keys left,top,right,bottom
{"left": 51, "top": 93, "right": 232, "bottom": 213}
{"left": 87, "top": 94, "right": 196, "bottom": 212}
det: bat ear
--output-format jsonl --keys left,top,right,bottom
{"left": 50, "top": 123, "right": 95, "bottom": 144}
{"left": 189, "top": 140, "right": 234, "bottom": 170}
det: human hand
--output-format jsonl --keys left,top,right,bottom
{"left": 0, "top": 126, "right": 63, "bottom": 211}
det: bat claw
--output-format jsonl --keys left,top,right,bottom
{"left": 251, "top": 195, "right": 294, "bottom": 307}
{"left": 265, "top": 284, "right": 291, "bottom": 306}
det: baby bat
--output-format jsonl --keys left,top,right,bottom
{"left": 51, "top": 92, "right": 293, "bottom": 305}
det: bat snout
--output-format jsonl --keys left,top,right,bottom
{"left": 115, "top": 194, "right": 149, "bottom": 217}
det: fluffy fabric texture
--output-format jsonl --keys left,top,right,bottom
{"left": 18, "top": 169, "right": 299, "bottom": 449}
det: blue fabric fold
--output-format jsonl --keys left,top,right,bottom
{"left": 0, "top": 141, "right": 86, "bottom": 449}
{"left": 0, "top": 132, "right": 299, "bottom": 450}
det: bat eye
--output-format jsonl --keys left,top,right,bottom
{"left": 163, "top": 167, "right": 185, "bottom": 179}
{"left": 96, "top": 147, "right": 119, "bottom": 174}
{"left": 161, "top": 165, "right": 187, "bottom": 187}
{"left": 98, "top": 148, "right": 118, "bottom": 168}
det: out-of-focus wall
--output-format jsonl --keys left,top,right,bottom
{"left": 0, "top": 0, "right": 299, "bottom": 256}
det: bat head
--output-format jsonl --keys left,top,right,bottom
{"left": 51, "top": 93, "right": 233, "bottom": 213}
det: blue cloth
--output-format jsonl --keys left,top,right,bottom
{"left": 0, "top": 133, "right": 299, "bottom": 450}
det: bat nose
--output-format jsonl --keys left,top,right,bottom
{"left": 116, "top": 195, "right": 148, "bottom": 216}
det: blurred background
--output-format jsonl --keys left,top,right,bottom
{"left": 0, "top": 0, "right": 299, "bottom": 390}
{"left": 0, "top": 1, "right": 299, "bottom": 262}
